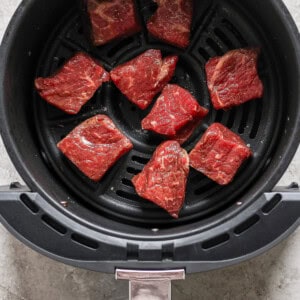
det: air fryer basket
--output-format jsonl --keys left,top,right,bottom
{"left": 34, "top": 1, "right": 283, "bottom": 226}
{"left": 0, "top": 0, "right": 300, "bottom": 275}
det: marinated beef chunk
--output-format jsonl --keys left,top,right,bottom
{"left": 142, "top": 84, "right": 208, "bottom": 140}
{"left": 57, "top": 115, "right": 133, "bottom": 181}
{"left": 86, "top": 0, "right": 141, "bottom": 46}
{"left": 147, "top": 0, "right": 193, "bottom": 48}
{"left": 205, "top": 48, "right": 264, "bottom": 110}
{"left": 35, "top": 53, "right": 109, "bottom": 114}
{"left": 189, "top": 123, "right": 252, "bottom": 185}
{"left": 110, "top": 49, "right": 178, "bottom": 109}
{"left": 132, "top": 141, "right": 189, "bottom": 218}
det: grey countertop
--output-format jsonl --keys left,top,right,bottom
{"left": 0, "top": 0, "right": 300, "bottom": 299}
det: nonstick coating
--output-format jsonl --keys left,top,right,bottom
{"left": 0, "top": 0, "right": 300, "bottom": 235}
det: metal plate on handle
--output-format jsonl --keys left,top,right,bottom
{"left": 116, "top": 269, "right": 185, "bottom": 300}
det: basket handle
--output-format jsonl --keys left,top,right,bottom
{"left": 116, "top": 269, "right": 185, "bottom": 300}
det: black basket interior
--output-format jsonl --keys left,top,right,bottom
{"left": 33, "top": 0, "right": 283, "bottom": 227}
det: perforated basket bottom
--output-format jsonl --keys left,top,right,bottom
{"left": 33, "top": 0, "right": 282, "bottom": 226}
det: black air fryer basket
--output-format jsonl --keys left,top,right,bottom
{"left": 0, "top": 0, "right": 300, "bottom": 297}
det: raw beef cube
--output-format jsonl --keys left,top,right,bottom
{"left": 35, "top": 53, "right": 109, "bottom": 114}
{"left": 189, "top": 123, "right": 252, "bottom": 185}
{"left": 110, "top": 49, "right": 178, "bottom": 109}
{"left": 57, "top": 115, "right": 133, "bottom": 181}
{"left": 86, "top": 0, "right": 141, "bottom": 46}
{"left": 132, "top": 141, "right": 189, "bottom": 218}
{"left": 147, "top": 0, "right": 193, "bottom": 48}
{"left": 142, "top": 84, "right": 208, "bottom": 138}
{"left": 205, "top": 48, "right": 264, "bottom": 110}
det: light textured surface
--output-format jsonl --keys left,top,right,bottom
{"left": 0, "top": 0, "right": 300, "bottom": 299}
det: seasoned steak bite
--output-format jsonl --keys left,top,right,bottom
{"left": 132, "top": 141, "right": 189, "bottom": 218}
{"left": 110, "top": 49, "right": 178, "bottom": 109}
{"left": 189, "top": 123, "right": 252, "bottom": 185}
{"left": 86, "top": 0, "right": 141, "bottom": 46}
{"left": 35, "top": 52, "right": 109, "bottom": 114}
{"left": 142, "top": 84, "right": 208, "bottom": 139}
{"left": 57, "top": 115, "right": 133, "bottom": 181}
{"left": 147, "top": 0, "right": 193, "bottom": 48}
{"left": 205, "top": 48, "right": 264, "bottom": 110}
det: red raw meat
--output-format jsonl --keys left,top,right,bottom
{"left": 132, "top": 141, "right": 189, "bottom": 218}
{"left": 35, "top": 53, "right": 109, "bottom": 114}
{"left": 205, "top": 48, "right": 264, "bottom": 110}
{"left": 110, "top": 49, "right": 178, "bottom": 109}
{"left": 142, "top": 84, "right": 208, "bottom": 138}
{"left": 147, "top": 0, "right": 193, "bottom": 48}
{"left": 189, "top": 123, "right": 252, "bottom": 185}
{"left": 86, "top": 0, "right": 141, "bottom": 46}
{"left": 57, "top": 115, "right": 133, "bottom": 181}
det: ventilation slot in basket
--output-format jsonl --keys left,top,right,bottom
{"left": 214, "top": 28, "right": 234, "bottom": 49}
{"left": 202, "top": 233, "right": 230, "bottom": 250}
{"left": 127, "top": 167, "right": 141, "bottom": 175}
{"left": 262, "top": 194, "right": 282, "bottom": 214}
{"left": 20, "top": 194, "right": 39, "bottom": 214}
{"left": 132, "top": 155, "right": 150, "bottom": 165}
{"left": 198, "top": 47, "right": 210, "bottom": 61}
{"left": 206, "top": 37, "right": 223, "bottom": 55}
{"left": 234, "top": 214, "right": 260, "bottom": 235}
{"left": 221, "top": 19, "right": 247, "bottom": 46}
{"left": 238, "top": 104, "right": 250, "bottom": 134}
{"left": 249, "top": 100, "right": 263, "bottom": 139}
{"left": 71, "top": 233, "right": 99, "bottom": 250}
{"left": 122, "top": 178, "right": 134, "bottom": 188}
{"left": 116, "top": 190, "right": 141, "bottom": 202}
{"left": 42, "top": 214, "right": 67, "bottom": 235}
